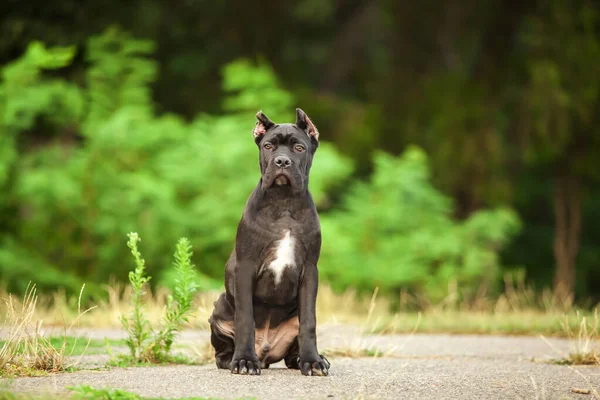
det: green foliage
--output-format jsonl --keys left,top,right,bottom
{"left": 67, "top": 385, "right": 240, "bottom": 400}
{"left": 0, "top": 42, "right": 80, "bottom": 129}
{"left": 0, "top": 29, "right": 351, "bottom": 296}
{"left": 69, "top": 386, "right": 142, "bottom": 400}
{"left": 0, "top": 42, "right": 81, "bottom": 185}
{"left": 152, "top": 238, "right": 197, "bottom": 359}
{"left": 1, "top": 0, "right": 599, "bottom": 300}
{"left": 120, "top": 233, "right": 198, "bottom": 364}
{"left": 121, "top": 233, "right": 152, "bottom": 363}
{"left": 320, "top": 147, "right": 521, "bottom": 301}
{"left": 0, "top": 239, "right": 88, "bottom": 295}
{"left": 222, "top": 59, "right": 294, "bottom": 113}
{"left": 1, "top": 385, "right": 223, "bottom": 400}
{"left": 84, "top": 28, "right": 157, "bottom": 133}
{"left": 0, "top": 40, "right": 85, "bottom": 294}
{"left": 0, "top": 27, "right": 524, "bottom": 302}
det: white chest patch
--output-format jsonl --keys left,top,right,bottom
{"left": 268, "top": 230, "right": 296, "bottom": 285}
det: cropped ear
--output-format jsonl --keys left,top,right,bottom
{"left": 252, "top": 110, "right": 275, "bottom": 138}
{"left": 295, "top": 108, "right": 319, "bottom": 141}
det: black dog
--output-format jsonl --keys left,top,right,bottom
{"left": 208, "top": 109, "right": 330, "bottom": 376}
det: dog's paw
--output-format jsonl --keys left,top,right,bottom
{"left": 230, "top": 353, "right": 261, "bottom": 375}
{"left": 299, "top": 354, "right": 330, "bottom": 376}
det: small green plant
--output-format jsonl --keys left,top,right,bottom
{"left": 120, "top": 233, "right": 198, "bottom": 364}
{"left": 120, "top": 233, "right": 152, "bottom": 363}
{"left": 151, "top": 237, "right": 197, "bottom": 360}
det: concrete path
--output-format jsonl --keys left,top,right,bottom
{"left": 6, "top": 325, "right": 600, "bottom": 399}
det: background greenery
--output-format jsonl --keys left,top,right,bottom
{"left": 0, "top": 0, "right": 598, "bottom": 303}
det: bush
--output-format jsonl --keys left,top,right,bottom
{"left": 319, "top": 146, "right": 521, "bottom": 301}
{"left": 0, "top": 29, "right": 352, "bottom": 295}
{"left": 0, "top": 28, "right": 520, "bottom": 302}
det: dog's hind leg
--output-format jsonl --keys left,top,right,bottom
{"left": 284, "top": 336, "right": 300, "bottom": 369}
{"left": 209, "top": 293, "right": 235, "bottom": 369}
{"left": 210, "top": 322, "right": 235, "bottom": 369}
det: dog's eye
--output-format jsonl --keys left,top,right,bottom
{"left": 294, "top": 144, "right": 305, "bottom": 152}
{"left": 263, "top": 143, "right": 273, "bottom": 150}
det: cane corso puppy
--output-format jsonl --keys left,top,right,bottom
{"left": 208, "top": 109, "right": 330, "bottom": 376}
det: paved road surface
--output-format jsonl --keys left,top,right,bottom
{"left": 6, "top": 325, "right": 600, "bottom": 399}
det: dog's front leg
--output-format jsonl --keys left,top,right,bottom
{"left": 298, "top": 264, "right": 330, "bottom": 376}
{"left": 230, "top": 260, "right": 261, "bottom": 375}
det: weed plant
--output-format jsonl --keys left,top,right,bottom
{"left": 0, "top": 284, "right": 94, "bottom": 377}
{"left": 119, "top": 233, "right": 198, "bottom": 364}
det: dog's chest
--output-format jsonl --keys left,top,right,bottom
{"left": 264, "top": 230, "right": 297, "bottom": 285}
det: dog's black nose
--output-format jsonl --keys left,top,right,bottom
{"left": 274, "top": 156, "right": 291, "bottom": 169}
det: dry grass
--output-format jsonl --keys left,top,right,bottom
{"left": 321, "top": 288, "right": 416, "bottom": 358}
{"left": 0, "top": 284, "right": 95, "bottom": 377}
{"left": 188, "top": 340, "right": 216, "bottom": 365}
{"left": 543, "top": 309, "right": 599, "bottom": 366}
{"left": 316, "top": 276, "right": 598, "bottom": 339}
{"left": 316, "top": 285, "right": 393, "bottom": 327}
{"left": 0, "top": 284, "right": 37, "bottom": 374}
{"left": 0, "top": 276, "right": 598, "bottom": 339}
{"left": 538, "top": 309, "right": 600, "bottom": 399}
{"left": 361, "top": 276, "right": 595, "bottom": 337}
{"left": 320, "top": 301, "right": 384, "bottom": 358}
{"left": 1, "top": 281, "right": 390, "bottom": 329}
{"left": 563, "top": 309, "right": 599, "bottom": 365}
{"left": 536, "top": 309, "right": 599, "bottom": 400}
{"left": 0, "top": 279, "right": 221, "bottom": 329}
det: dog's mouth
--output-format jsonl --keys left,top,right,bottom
{"left": 273, "top": 174, "right": 291, "bottom": 187}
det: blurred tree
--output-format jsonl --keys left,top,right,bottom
{"left": 518, "top": 0, "right": 600, "bottom": 298}
{"left": 0, "top": 0, "right": 599, "bottom": 300}
{"left": 377, "top": 0, "right": 531, "bottom": 214}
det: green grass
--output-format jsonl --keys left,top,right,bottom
{"left": 0, "top": 337, "right": 125, "bottom": 357}
{"left": 106, "top": 353, "right": 200, "bottom": 368}
{"left": 69, "top": 385, "right": 238, "bottom": 400}
{"left": 0, "top": 385, "right": 254, "bottom": 400}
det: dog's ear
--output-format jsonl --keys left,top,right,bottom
{"left": 295, "top": 108, "right": 319, "bottom": 141}
{"left": 253, "top": 110, "right": 274, "bottom": 139}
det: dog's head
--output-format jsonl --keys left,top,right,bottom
{"left": 252, "top": 108, "right": 319, "bottom": 193}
